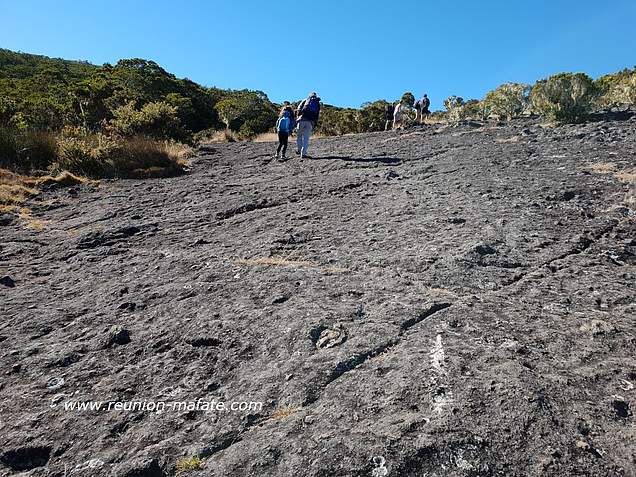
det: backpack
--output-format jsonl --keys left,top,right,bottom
{"left": 278, "top": 116, "right": 291, "bottom": 132}
{"left": 301, "top": 96, "right": 320, "bottom": 119}
{"left": 284, "top": 106, "right": 295, "bottom": 119}
{"left": 422, "top": 97, "right": 430, "bottom": 109}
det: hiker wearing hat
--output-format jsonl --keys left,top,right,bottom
{"left": 295, "top": 92, "right": 321, "bottom": 159}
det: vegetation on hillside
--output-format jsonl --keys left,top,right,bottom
{"left": 530, "top": 73, "right": 598, "bottom": 123}
{"left": 0, "top": 49, "right": 275, "bottom": 180}
{"left": 1, "top": 48, "right": 635, "bottom": 182}
{"left": 595, "top": 68, "right": 636, "bottom": 108}
{"left": 440, "top": 69, "right": 636, "bottom": 125}
{"left": 0, "top": 49, "right": 280, "bottom": 137}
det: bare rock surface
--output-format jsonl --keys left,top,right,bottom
{"left": 1, "top": 117, "right": 635, "bottom": 476}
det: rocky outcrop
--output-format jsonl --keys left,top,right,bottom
{"left": 1, "top": 117, "right": 635, "bottom": 476}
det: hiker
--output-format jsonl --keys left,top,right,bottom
{"left": 274, "top": 107, "right": 294, "bottom": 160}
{"left": 414, "top": 97, "right": 421, "bottom": 123}
{"left": 422, "top": 94, "right": 431, "bottom": 115}
{"left": 415, "top": 94, "right": 430, "bottom": 124}
{"left": 282, "top": 101, "right": 296, "bottom": 123}
{"left": 384, "top": 102, "right": 394, "bottom": 130}
{"left": 392, "top": 101, "right": 403, "bottom": 129}
{"left": 295, "top": 92, "right": 321, "bottom": 159}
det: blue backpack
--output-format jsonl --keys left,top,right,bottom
{"left": 306, "top": 96, "right": 320, "bottom": 113}
{"left": 278, "top": 116, "right": 291, "bottom": 132}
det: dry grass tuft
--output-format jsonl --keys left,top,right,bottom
{"left": 0, "top": 183, "right": 39, "bottom": 206}
{"left": 495, "top": 136, "right": 520, "bottom": 143}
{"left": 589, "top": 163, "right": 636, "bottom": 183}
{"left": 252, "top": 132, "right": 279, "bottom": 143}
{"left": 107, "top": 136, "right": 188, "bottom": 178}
{"left": 54, "top": 135, "right": 188, "bottom": 178}
{"left": 423, "top": 117, "right": 448, "bottom": 125}
{"left": 615, "top": 170, "right": 636, "bottom": 184}
{"left": 19, "top": 208, "right": 49, "bottom": 230}
{"left": 234, "top": 256, "right": 315, "bottom": 267}
{"left": 203, "top": 130, "right": 239, "bottom": 143}
{"left": 323, "top": 266, "right": 350, "bottom": 274}
{"left": 234, "top": 256, "right": 350, "bottom": 274}
{"left": 0, "top": 169, "right": 90, "bottom": 230}
{"left": 1, "top": 169, "right": 90, "bottom": 206}
{"left": 0, "top": 169, "right": 40, "bottom": 207}
{"left": 34, "top": 171, "right": 88, "bottom": 187}
{"left": 425, "top": 287, "right": 459, "bottom": 299}
{"left": 165, "top": 142, "right": 193, "bottom": 166}
{"left": 589, "top": 162, "right": 616, "bottom": 174}
{"left": 270, "top": 406, "right": 302, "bottom": 420}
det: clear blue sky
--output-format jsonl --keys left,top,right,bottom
{"left": 1, "top": 0, "right": 635, "bottom": 110}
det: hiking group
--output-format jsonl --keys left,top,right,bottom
{"left": 386, "top": 93, "right": 430, "bottom": 130}
{"left": 275, "top": 91, "right": 430, "bottom": 161}
{"left": 274, "top": 92, "right": 321, "bottom": 161}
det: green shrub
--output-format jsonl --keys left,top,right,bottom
{"left": 357, "top": 100, "right": 391, "bottom": 132}
{"left": 530, "top": 73, "right": 598, "bottom": 123}
{"left": 315, "top": 106, "right": 341, "bottom": 135}
{"left": 315, "top": 106, "right": 360, "bottom": 135}
{"left": 238, "top": 121, "right": 257, "bottom": 139}
{"left": 616, "top": 75, "right": 636, "bottom": 105}
{"left": 459, "top": 99, "right": 486, "bottom": 120}
{"left": 596, "top": 69, "right": 636, "bottom": 107}
{"left": 214, "top": 91, "right": 277, "bottom": 135}
{"left": 397, "top": 105, "right": 416, "bottom": 127}
{"left": 215, "top": 96, "right": 248, "bottom": 130}
{"left": 108, "top": 101, "right": 184, "bottom": 140}
{"left": 427, "top": 111, "right": 448, "bottom": 123}
{"left": 192, "top": 128, "right": 237, "bottom": 144}
{"left": 56, "top": 135, "right": 110, "bottom": 177}
{"left": 175, "top": 456, "right": 205, "bottom": 474}
{"left": 0, "top": 127, "right": 57, "bottom": 171}
{"left": 0, "top": 127, "right": 19, "bottom": 166}
{"left": 444, "top": 95, "right": 464, "bottom": 111}
{"left": 0, "top": 97, "right": 17, "bottom": 126}
{"left": 21, "top": 130, "right": 58, "bottom": 170}
{"left": 400, "top": 92, "right": 415, "bottom": 108}
{"left": 239, "top": 113, "right": 278, "bottom": 139}
{"left": 444, "top": 96, "right": 465, "bottom": 123}
{"left": 483, "top": 83, "right": 531, "bottom": 120}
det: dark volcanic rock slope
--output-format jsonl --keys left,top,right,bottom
{"left": 1, "top": 118, "right": 635, "bottom": 477}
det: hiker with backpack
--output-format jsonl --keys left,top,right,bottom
{"left": 384, "top": 102, "right": 394, "bottom": 130}
{"left": 295, "top": 92, "right": 321, "bottom": 159}
{"left": 274, "top": 106, "right": 295, "bottom": 160}
{"left": 415, "top": 94, "right": 431, "bottom": 124}
{"left": 281, "top": 101, "right": 296, "bottom": 122}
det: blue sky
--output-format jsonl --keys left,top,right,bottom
{"left": 1, "top": 0, "right": 635, "bottom": 110}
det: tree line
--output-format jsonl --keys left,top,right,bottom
{"left": 1, "top": 48, "right": 635, "bottom": 144}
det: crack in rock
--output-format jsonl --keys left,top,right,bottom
{"left": 400, "top": 302, "right": 452, "bottom": 332}
{"left": 305, "top": 303, "right": 453, "bottom": 406}
{"left": 498, "top": 220, "right": 620, "bottom": 290}
{"left": 216, "top": 198, "right": 283, "bottom": 220}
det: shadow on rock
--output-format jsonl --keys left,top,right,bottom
{"left": 317, "top": 155, "right": 402, "bottom": 165}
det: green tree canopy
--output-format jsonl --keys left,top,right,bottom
{"left": 401, "top": 92, "right": 415, "bottom": 107}
{"left": 530, "top": 73, "right": 598, "bottom": 123}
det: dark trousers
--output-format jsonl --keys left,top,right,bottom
{"left": 277, "top": 132, "right": 289, "bottom": 156}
